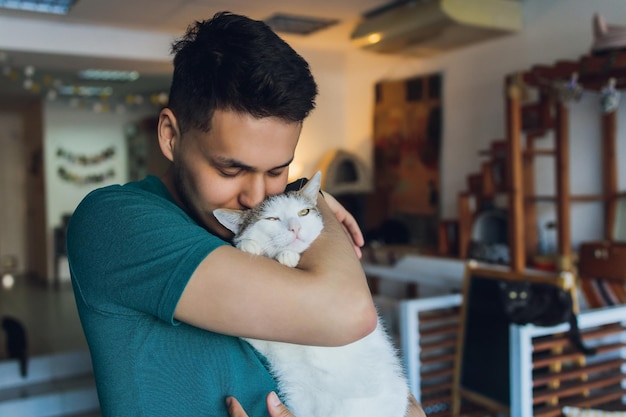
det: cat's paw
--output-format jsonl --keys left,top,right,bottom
{"left": 238, "top": 240, "right": 263, "bottom": 255}
{"left": 277, "top": 251, "right": 300, "bottom": 267}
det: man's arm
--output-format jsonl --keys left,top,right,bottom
{"left": 175, "top": 195, "right": 377, "bottom": 347}
{"left": 321, "top": 191, "right": 364, "bottom": 259}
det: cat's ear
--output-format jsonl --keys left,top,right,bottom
{"left": 594, "top": 13, "right": 608, "bottom": 37}
{"left": 212, "top": 209, "right": 244, "bottom": 234}
{"left": 300, "top": 171, "right": 322, "bottom": 201}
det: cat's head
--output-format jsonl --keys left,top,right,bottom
{"left": 213, "top": 171, "right": 324, "bottom": 256}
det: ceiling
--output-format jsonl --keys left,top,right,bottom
{"left": 0, "top": 0, "right": 392, "bottom": 107}
{"left": 0, "top": 0, "right": 388, "bottom": 34}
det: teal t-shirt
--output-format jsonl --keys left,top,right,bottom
{"left": 67, "top": 176, "right": 278, "bottom": 417}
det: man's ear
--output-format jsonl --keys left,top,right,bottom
{"left": 158, "top": 108, "right": 180, "bottom": 162}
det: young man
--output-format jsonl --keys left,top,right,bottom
{"left": 68, "top": 11, "right": 424, "bottom": 417}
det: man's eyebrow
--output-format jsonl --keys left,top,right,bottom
{"left": 213, "top": 156, "right": 294, "bottom": 171}
{"left": 213, "top": 157, "right": 251, "bottom": 169}
{"left": 272, "top": 159, "right": 294, "bottom": 170}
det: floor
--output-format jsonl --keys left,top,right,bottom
{"left": 0, "top": 275, "right": 101, "bottom": 417}
{"left": 0, "top": 276, "right": 89, "bottom": 357}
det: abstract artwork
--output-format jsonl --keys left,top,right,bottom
{"left": 371, "top": 73, "right": 442, "bottom": 246}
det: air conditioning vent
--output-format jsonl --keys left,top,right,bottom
{"left": 350, "top": 0, "right": 522, "bottom": 57}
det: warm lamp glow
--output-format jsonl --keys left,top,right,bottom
{"left": 289, "top": 162, "right": 304, "bottom": 181}
{"left": 367, "top": 33, "right": 382, "bottom": 44}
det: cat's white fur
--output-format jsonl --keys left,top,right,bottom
{"left": 213, "top": 171, "right": 409, "bottom": 417}
{"left": 213, "top": 172, "right": 325, "bottom": 267}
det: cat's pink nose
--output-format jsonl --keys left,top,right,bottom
{"left": 289, "top": 221, "right": 301, "bottom": 236}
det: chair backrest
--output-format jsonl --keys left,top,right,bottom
{"left": 509, "top": 304, "right": 626, "bottom": 417}
{"left": 399, "top": 294, "right": 462, "bottom": 416}
{"left": 452, "top": 261, "right": 574, "bottom": 416}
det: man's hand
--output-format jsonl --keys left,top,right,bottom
{"left": 226, "top": 392, "right": 293, "bottom": 417}
{"left": 408, "top": 394, "right": 428, "bottom": 417}
{"left": 226, "top": 392, "right": 428, "bottom": 417}
{"left": 320, "top": 191, "right": 365, "bottom": 258}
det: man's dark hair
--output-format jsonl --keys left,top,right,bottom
{"left": 168, "top": 11, "right": 318, "bottom": 134}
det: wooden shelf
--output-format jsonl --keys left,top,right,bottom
{"left": 524, "top": 194, "right": 606, "bottom": 203}
{"left": 523, "top": 149, "right": 555, "bottom": 157}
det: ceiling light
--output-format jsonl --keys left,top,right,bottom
{"left": 0, "top": 0, "right": 79, "bottom": 15}
{"left": 58, "top": 85, "right": 113, "bottom": 97}
{"left": 78, "top": 69, "right": 140, "bottom": 82}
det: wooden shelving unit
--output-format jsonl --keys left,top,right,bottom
{"left": 451, "top": 52, "right": 626, "bottom": 278}
{"left": 505, "top": 53, "right": 626, "bottom": 273}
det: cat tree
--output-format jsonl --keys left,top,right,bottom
{"left": 504, "top": 52, "right": 625, "bottom": 273}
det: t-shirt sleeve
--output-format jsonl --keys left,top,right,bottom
{"left": 67, "top": 185, "right": 226, "bottom": 324}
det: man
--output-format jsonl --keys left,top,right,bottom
{"left": 68, "top": 11, "right": 424, "bottom": 417}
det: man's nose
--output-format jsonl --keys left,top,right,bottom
{"left": 239, "top": 175, "right": 266, "bottom": 209}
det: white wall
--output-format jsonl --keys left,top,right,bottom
{"left": 43, "top": 103, "right": 158, "bottom": 279}
{"left": 294, "top": 48, "right": 348, "bottom": 177}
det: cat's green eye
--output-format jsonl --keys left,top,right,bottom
{"left": 298, "top": 209, "right": 310, "bottom": 216}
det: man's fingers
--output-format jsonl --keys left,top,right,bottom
{"left": 266, "top": 392, "right": 296, "bottom": 417}
{"left": 226, "top": 393, "right": 297, "bottom": 417}
{"left": 225, "top": 397, "right": 248, "bottom": 417}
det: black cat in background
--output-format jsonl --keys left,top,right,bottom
{"left": 2, "top": 316, "right": 29, "bottom": 377}
{"left": 499, "top": 281, "right": 596, "bottom": 356}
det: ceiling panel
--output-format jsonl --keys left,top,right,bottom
{"left": 0, "top": 0, "right": 391, "bottom": 106}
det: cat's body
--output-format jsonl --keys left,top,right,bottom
{"left": 2, "top": 316, "right": 28, "bottom": 377}
{"left": 213, "top": 171, "right": 409, "bottom": 417}
{"left": 499, "top": 281, "right": 596, "bottom": 356}
{"left": 248, "top": 321, "right": 408, "bottom": 417}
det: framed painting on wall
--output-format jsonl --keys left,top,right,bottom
{"left": 368, "top": 73, "right": 442, "bottom": 249}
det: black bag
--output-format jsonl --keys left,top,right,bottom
{"left": 498, "top": 280, "right": 596, "bottom": 355}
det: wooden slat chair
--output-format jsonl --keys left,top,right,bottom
{"left": 451, "top": 261, "right": 626, "bottom": 417}
{"left": 510, "top": 305, "right": 626, "bottom": 417}
{"left": 452, "top": 262, "right": 576, "bottom": 417}
{"left": 400, "top": 294, "right": 495, "bottom": 417}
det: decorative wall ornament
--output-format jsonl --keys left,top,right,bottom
{"left": 599, "top": 77, "right": 621, "bottom": 113}
{"left": 57, "top": 166, "right": 116, "bottom": 185}
{"left": 56, "top": 146, "right": 116, "bottom": 165}
{"left": 555, "top": 72, "right": 584, "bottom": 103}
{"left": 371, "top": 73, "right": 442, "bottom": 247}
{"left": 526, "top": 71, "right": 623, "bottom": 114}
{"left": 56, "top": 145, "right": 118, "bottom": 184}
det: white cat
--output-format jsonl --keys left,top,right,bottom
{"left": 213, "top": 171, "right": 409, "bottom": 417}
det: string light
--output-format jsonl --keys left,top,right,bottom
{"left": 1, "top": 61, "right": 169, "bottom": 114}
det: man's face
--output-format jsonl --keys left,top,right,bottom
{"left": 162, "top": 109, "right": 302, "bottom": 239}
